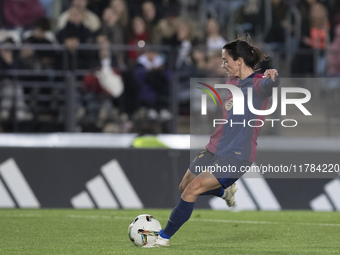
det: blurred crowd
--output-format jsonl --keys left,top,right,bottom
{"left": 0, "top": 0, "right": 340, "bottom": 133}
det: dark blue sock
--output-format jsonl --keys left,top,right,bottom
{"left": 159, "top": 198, "right": 195, "bottom": 239}
{"left": 200, "top": 187, "right": 224, "bottom": 197}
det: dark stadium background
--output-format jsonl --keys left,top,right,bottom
{"left": 0, "top": 0, "right": 339, "bottom": 212}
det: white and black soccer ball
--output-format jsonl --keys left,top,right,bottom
{"left": 128, "top": 214, "right": 162, "bottom": 246}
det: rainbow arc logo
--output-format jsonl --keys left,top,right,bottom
{"left": 196, "top": 82, "right": 222, "bottom": 106}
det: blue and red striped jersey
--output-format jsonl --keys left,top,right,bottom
{"left": 206, "top": 73, "right": 280, "bottom": 162}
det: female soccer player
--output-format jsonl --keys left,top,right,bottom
{"left": 146, "top": 38, "right": 280, "bottom": 247}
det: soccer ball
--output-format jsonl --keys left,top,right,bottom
{"left": 128, "top": 214, "right": 162, "bottom": 246}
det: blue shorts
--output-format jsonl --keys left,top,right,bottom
{"left": 188, "top": 148, "right": 252, "bottom": 189}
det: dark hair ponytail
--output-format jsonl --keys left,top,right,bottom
{"left": 222, "top": 35, "right": 267, "bottom": 71}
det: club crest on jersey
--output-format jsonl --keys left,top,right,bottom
{"left": 225, "top": 98, "right": 233, "bottom": 111}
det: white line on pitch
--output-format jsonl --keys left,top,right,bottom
{"left": 67, "top": 214, "right": 111, "bottom": 219}
{"left": 189, "top": 218, "right": 340, "bottom": 227}
{"left": 65, "top": 215, "right": 340, "bottom": 227}
{"left": 2, "top": 213, "right": 339, "bottom": 228}
{"left": 0, "top": 214, "right": 42, "bottom": 217}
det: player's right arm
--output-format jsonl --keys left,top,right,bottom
{"left": 253, "top": 69, "right": 280, "bottom": 97}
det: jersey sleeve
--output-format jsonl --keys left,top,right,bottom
{"left": 253, "top": 73, "right": 280, "bottom": 97}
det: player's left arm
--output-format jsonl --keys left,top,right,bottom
{"left": 253, "top": 69, "right": 280, "bottom": 97}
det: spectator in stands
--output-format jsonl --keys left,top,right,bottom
{"left": 297, "top": 0, "right": 317, "bottom": 23}
{"left": 308, "top": 3, "right": 330, "bottom": 49}
{"left": 55, "top": 29, "right": 95, "bottom": 129}
{"left": 166, "top": 18, "right": 197, "bottom": 70}
{"left": 17, "top": 44, "right": 40, "bottom": 71}
{"left": 23, "top": 17, "right": 57, "bottom": 44}
{"left": 110, "top": 0, "right": 129, "bottom": 29}
{"left": 235, "top": 0, "right": 261, "bottom": 37}
{"left": 323, "top": 0, "right": 340, "bottom": 41}
{"left": 0, "top": 38, "right": 16, "bottom": 71}
{"left": 57, "top": 0, "right": 101, "bottom": 33}
{"left": 127, "top": 16, "right": 148, "bottom": 64}
{"left": 155, "top": 14, "right": 179, "bottom": 47}
{"left": 175, "top": 20, "right": 193, "bottom": 70}
{"left": 2, "top": 0, "right": 45, "bottom": 29}
{"left": 327, "top": 24, "right": 340, "bottom": 76}
{"left": 38, "top": 0, "right": 54, "bottom": 18}
{"left": 291, "top": 2, "right": 330, "bottom": 76}
{"left": 142, "top": 1, "right": 158, "bottom": 24}
{"left": 57, "top": 28, "right": 93, "bottom": 70}
{"left": 18, "top": 17, "right": 60, "bottom": 128}
{"left": 101, "top": 8, "right": 125, "bottom": 44}
{"left": 0, "top": 38, "right": 32, "bottom": 121}
{"left": 125, "top": 0, "right": 145, "bottom": 18}
{"left": 134, "top": 50, "right": 172, "bottom": 126}
{"left": 142, "top": 1, "right": 161, "bottom": 44}
{"left": 61, "top": 29, "right": 81, "bottom": 70}
{"left": 57, "top": 7, "right": 93, "bottom": 44}
{"left": 100, "top": 8, "right": 126, "bottom": 68}
{"left": 206, "top": 18, "right": 227, "bottom": 56}
{"left": 19, "top": 18, "right": 56, "bottom": 70}
{"left": 81, "top": 33, "right": 125, "bottom": 132}
{"left": 177, "top": 45, "right": 208, "bottom": 113}
{"left": 156, "top": 0, "right": 180, "bottom": 19}
{"left": 190, "top": 46, "right": 208, "bottom": 74}
{"left": 84, "top": 33, "right": 124, "bottom": 99}
{"left": 87, "top": 0, "right": 111, "bottom": 18}
{"left": 261, "top": 0, "right": 288, "bottom": 50}
{"left": 18, "top": 19, "right": 60, "bottom": 128}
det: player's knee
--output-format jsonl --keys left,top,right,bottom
{"left": 184, "top": 179, "right": 203, "bottom": 196}
{"left": 179, "top": 175, "right": 191, "bottom": 193}
{"left": 179, "top": 183, "right": 184, "bottom": 193}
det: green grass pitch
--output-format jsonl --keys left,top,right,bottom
{"left": 0, "top": 209, "right": 339, "bottom": 254}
